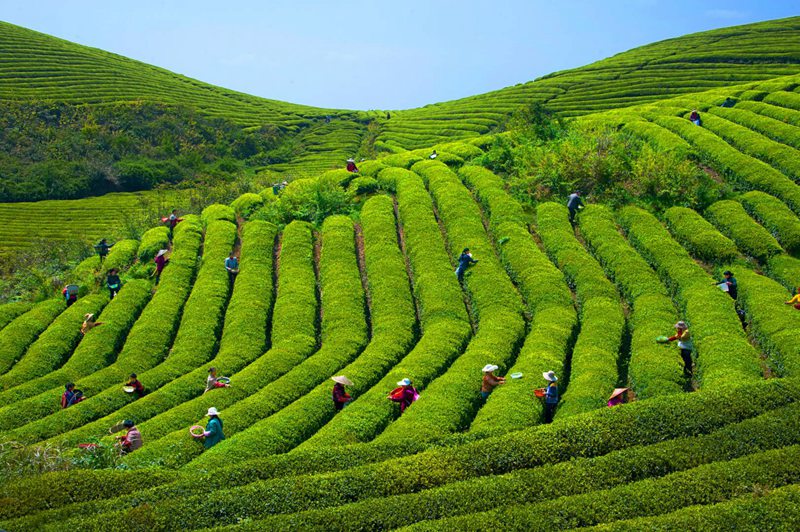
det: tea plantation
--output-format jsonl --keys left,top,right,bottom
{"left": 2, "top": 15, "right": 800, "bottom": 531}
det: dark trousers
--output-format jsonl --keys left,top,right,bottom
{"left": 568, "top": 208, "right": 578, "bottom": 223}
{"left": 228, "top": 271, "right": 238, "bottom": 284}
{"left": 544, "top": 402, "right": 557, "bottom": 423}
{"left": 680, "top": 349, "right": 693, "bottom": 376}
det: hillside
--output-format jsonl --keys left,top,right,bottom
{"left": 2, "top": 17, "right": 800, "bottom": 529}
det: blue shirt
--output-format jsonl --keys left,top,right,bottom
{"left": 204, "top": 417, "right": 225, "bottom": 449}
{"left": 567, "top": 194, "right": 584, "bottom": 210}
{"left": 545, "top": 382, "right": 559, "bottom": 404}
{"left": 225, "top": 257, "right": 238, "bottom": 270}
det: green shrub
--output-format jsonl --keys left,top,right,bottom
{"left": 705, "top": 200, "right": 782, "bottom": 262}
{"left": 579, "top": 205, "right": 683, "bottom": 398}
{"left": 137, "top": 226, "right": 170, "bottom": 262}
{"left": 0, "top": 280, "right": 151, "bottom": 413}
{"left": 767, "top": 254, "right": 800, "bottom": 291}
{"left": 0, "top": 294, "right": 107, "bottom": 391}
{"left": 709, "top": 105, "right": 800, "bottom": 150}
{"left": 0, "top": 299, "right": 65, "bottom": 375}
{"left": 230, "top": 193, "right": 264, "bottom": 220}
{"left": 182, "top": 215, "right": 367, "bottom": 469}
{"left": 1, "top": 216, "right": 203, "bottom": 441}
{"left": 0, "top": 301, "right": 32, "bottom": 332}
{"left": 355, "top": 160, "right": 387, "bottom": 176}
{"left": 739, "top": 190, "right": 800, "bottom": 254}
{"left": 664, "top": 206, "right": 739, "bottom": 263}
{"left": 381, "top": 151, "right": 425, "bottom": 168}
{"left": 348, "top": 176, "right": 378, "bottom": 195}
{"left": 200, "top": 203, "right": 236, "bottom": 225}
{"left": 123, "top": 220, "right": 316, "bottom": 469}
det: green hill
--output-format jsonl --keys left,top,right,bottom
{"left": 2, "top": 17, "right": 800, "bottom": 529}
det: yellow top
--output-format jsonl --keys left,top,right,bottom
{"left": 789, "top": 294, "right": 800, "bottom": 304}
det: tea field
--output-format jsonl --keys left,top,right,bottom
{"left": 1, "top": 14, "right": 800, "bottom": 531}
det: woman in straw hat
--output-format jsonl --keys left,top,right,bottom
{"left": 388, "top": 378, "right": 419, "bottom": 414}
{"left": 80, "top": 313, "right": 103, "bottom": 335}
{"left": 346, "top": 158, "right": 359, "bottom": 173}
{"left": 193, "top": 407, "right": 225, "bottom": 449}
{"left": 331, "top": 375, "right": 353, "bottom": 411}
{"left": 542, "top": 370, "right": 559, "bottom": 423}
{"left": 481, "top": 364, "right": 506, "bottom": 400}
{"left": 607, "top": 387, "right": 629, "bottom": 408}
{"left": 153, "top": 249, "right": 169, "bottom": 284}
{"left": 667, "top": 321, "right": 693, "bottom": 376}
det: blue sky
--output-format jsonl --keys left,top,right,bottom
{"left": 1, "top": 1, "right": 797, "bottom": 110}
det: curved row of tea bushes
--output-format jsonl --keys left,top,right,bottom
{"left": 301, "top": 170, "right": 471, "bottom": 448}
{"left": 371, "top": 161, "right": 525, "bottom": 445}
{"left": 708, "top": 105, "right": 800, "bottom": 150}
{"left": 705, "top": 200, "right": 783, "bottom": 262}
{"left": 41, "top": 378, "right": 800, "bottom": 530}
{"left": 536, "top": 202, "right": 624, "bottom": 417}
{"left": 125, "top": 221, "right": 317, "bottom": 468}
{"left": 70, "top": 239, "right": 140, "bottom": 292}
{"left": 0, "top": 301, "right": 32, "bottom": 331}
{"left": 767, "top": 254, "right": 800, "bottom": 291}
{"left": 579, "top": 205, "right": 683, "bottom": 398}
{"left": 729, "top": 267, "right": 800, "bottom": 376}
{"left": 621, "top": 119, "right": 696, "bottom": 158}
{"left": 30, "top": 219, "right": 237, "bottom": 447}
{"left": 618, "top": 207, "right": 762, "bottom": 389}
{"left": 184, "top": 215, "right": 368, "bottom": 469}
{"left": 0, "top": 294, "right": 107, "bottom": 390}
{"left": 589, "top": 484, "right": 800, "bottom": 531}
{"left": 664, "top": 206, "right": 739, "bottom": 263}
{"left": 0, "top": 299, "right": 65, "bottom": 375}
{"left": 408, "top": 444, "right": 800, "bottom": 531}
{"left": 458, "top": 165, "right": 576, "bottom": 433}
{"left": 72, "top": 222, "right": 277, "bottom": 456}
{"left": 200, "top": 203, "right": 236, "bottom": 226}
{"left": 736, "top": 99, "right": 800, "bottom": 128}
{"left": 137, "top": 226, "right": 170, "bottom": 261}
{"left": 0, "top": 216, "right": 203, "bottom": 439}
{"left": 652, "top": 115, "right": 800, "bottom": 212}
{"left": 700, "top": 112, "right": 800, "bottom": 180}
{"left": 0, "top": 280, "right": 152, "bottom": 410}
{"left": 241, "top": 401, "right": 800, "bottom": 531}
{"left": 738, "top": 191, "right": 800, "bottom": 255}
{"left": 188, "top": 197, "right": 416, "bottom": 461}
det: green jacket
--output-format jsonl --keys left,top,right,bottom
{"left": 204, "top": 416, "right": 225, "bottom": 449}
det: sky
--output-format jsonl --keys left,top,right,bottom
{"left": 1, "top": 1, "right": 797, "bottom": 110}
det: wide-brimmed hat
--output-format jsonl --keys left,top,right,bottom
{"left": 347, "top": 158, "right": 355, "bottom": 163}
{"left": 397, "top": 378, "right": 412, "bottom": 386}
{"left": 331, "top": 375, "right": 353, "bottom": 386}
{"left": 84, "top": 313, "right": 94, "bottom": 320}
{"left": 543, "top": 370, "right": 558, "bottom": 382}
{"left": 609, "top": 387, "right": 628, "bottom": 400}
{"left": 156, "top": 249, "right": 169, "bottom": 258}
{"left": 675, "top": 321, "right": 688, "bottom": 329}
{"left": 482, "top": 364, "right": 499, "bottom": 373}
{"left": 207, "top": 407, "right": 219, "bottom": 416}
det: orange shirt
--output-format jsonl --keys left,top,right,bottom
{"left": 482, "top": 374, "right": 502, "bottom": 393}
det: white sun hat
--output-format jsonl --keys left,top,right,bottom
{"left": 84, "top": 313, "right": 94, "bottom": 320}
{"left": 675, "top": 321, "right": 687, "bottom": 329}
{"left": 331, "top": 375, "right": 353, "bottom": 386}
{"left": 347, "top": 158, "right": 355, "bottom": 162}
{"left": 207, "top": 407, "right": 219, "bottom": 416}
{"left": 542, "top": 370, "right": 558, "bottom": 382}
{"left": 482, "top": 364, "right": 499, "bottom": 373}
{"left": 397, "top": 378, "right": 411, "bottom": 386}
{"left": 156, "top": 249, "right": 169, "bottom": 258}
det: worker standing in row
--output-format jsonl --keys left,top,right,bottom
{"left": 567, "top": 191, "right": 584, "bottom": 224}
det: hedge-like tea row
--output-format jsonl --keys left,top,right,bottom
{"left": 705, "top": 200, "right": 783, "bottom": 262}
{"left": 0, "top": 294, "right": 107, "bottom": 390}
{"left": 0, "top": 299, "right": 64, "bottom": 375}
{"left": 589, "top": 484, "right": 800, "bottom": 531}
{"left": 459, "top": 165, "right": 575, "bottom": 433}
{"left": 767, "top": 254, "right": 800, "bottom": 291}
{"left": 579, "top": 205, "right": 683, "bottom": 398}
{"left": 736, "top": 99, "right": 800, "bottom": 128}
{"left": 41, "top": 378, "right": 800, "bottom": 530}
{"left": 731, "top": 267, "right": 800, "bottom": 377}
{"left": 27, "top": 219, "right": 236, "bottom": 447}
{"left": 709, "top": 105, "right": 800, "bottom": 150}
{"left": 0, "top": 216, "right": 203, "bottom": 440}
{"left": 0, "top": 301, "right": 32, "bottom": 332}
{"left": 137, "top": 226, "right": 170, "bottom": 261}
{"left": 0, "top": 279, "right": 151, "bottom": 410}
{"left": 408, "top": 444, "right": 800, "bottom": 530}
{"left": 652, "top": 115, "right": 800, "bottom": 212}
{"left": 124, "top": 220, "right": 317, "bottom": 468}
{"left": 200, "top": 203, "right": 236, "bottom": 225}
{"left": 664, "top": 206, "right": 739, "bottom": 263}
{"left": 240, "top": 401, "right": 800, "bottom": 531}
{"left": 739, "top": 190, "right": 800, "bottom": 255}
{"left": 302, "top": 171, "right": 471, "bottom": 448}
{"left": 700, "top": 112, "right": 800, "bottom": 181}
{"left": 618, "top": 206, "right": 762, "bottom": 389}
{"left": 70, "top": 239, "right": 140, "bottom": 292}
{"left": 230, "top": 192, "right": 265, "bottom": 219}
{"left": 59, "top": 221, "right": 278, "bottom": 456}
{"left": 536, "top": 202, "right": 624, "bottom": 417}
{"left": 370, "top": 161, "right": 524, "bottom": 445}
{"left": 186, "top": 198, "right": 416, "bottom": 461}
{"left": 183, "top": 215, "right": 367, "bottom": 469}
